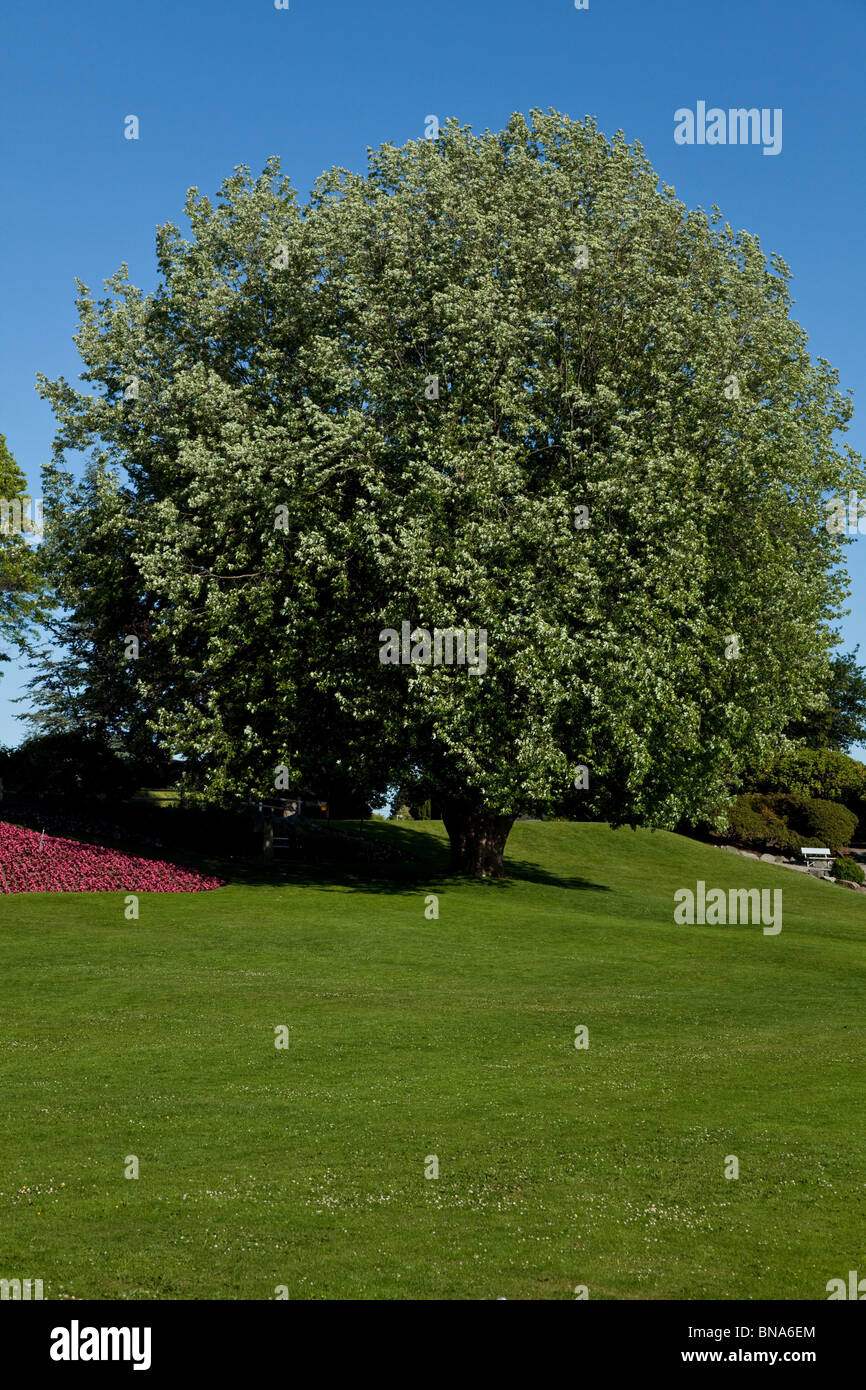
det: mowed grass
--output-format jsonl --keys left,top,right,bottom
{"left": 1, "top": 819, "right": 865, "bottom": 1301}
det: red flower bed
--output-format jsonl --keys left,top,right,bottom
{"left": 0, "top": 821, "right": 224, "bottom": 894}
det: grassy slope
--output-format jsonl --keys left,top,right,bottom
{"left": 1, "top": 819, "right": 864, "bottom": 1301}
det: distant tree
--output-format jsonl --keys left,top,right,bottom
{"left": 0, "top": 433, "right": 42, "bottom": 677}
{"left": 19, "top": 464, "right": 155, "bottom": 750}
{"left": 751, "top": 745, "right": 866, "bottom": 807}
{"left": 33, "top": 111, "right": 865, "bottom": 874}
{"left": 785, "top": 650, "right": 866, "bottom": 752}
{"left": 393, "top": 774, "right": 441, "bottom": 820}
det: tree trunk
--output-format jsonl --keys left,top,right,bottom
{"left": 441, "top": 805, "right": 515, "bottom": 878}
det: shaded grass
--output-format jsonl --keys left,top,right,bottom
{"left": 1, "top": 820, "right": 865, "bottom": 1300}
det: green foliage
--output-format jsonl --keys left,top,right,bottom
{"left": 32, "top": 112, "right": 865, "bottom": 846}
{"left": 725, "top": 793, "right": 805, "bottom": 855}
{"left": 724, "top": 791, "right": 857, "bottom": 855}
{"left": 751, "top": 746, "right": 866, "bottom": 807}
{"left": 786, "top": 650, "right": 866, "bottom": 751}
{"left": 831, "top": 855, "right": 865, "bottom": 884}
{"left": 802, "top": 797, "right": 858, "bottom": 854}
{"left": 0, "top": 433, "right": 43, "bottom": 670}
{"left": 19, "top": 465, "right": 160, "bottom": 751}
{"left": 393, "top": 774, "right": 441, "bottom": 820}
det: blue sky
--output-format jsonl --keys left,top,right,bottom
{"left": 1, "top": 0, "right": 865, "bottom": 749}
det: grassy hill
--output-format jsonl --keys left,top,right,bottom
{"left": 1, "top": 819, "right": 864, "bottom": 1300}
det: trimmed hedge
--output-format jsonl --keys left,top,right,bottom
{"left": 724, "top": 792, "right": 857, "bottom": 856}
{"left": 803, "top": 798, "right": 858, "bottom": 854}
{"left": 725, "top": 793, "right": 803, "bottom": 855}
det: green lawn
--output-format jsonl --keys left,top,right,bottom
{"left": 2, "top": 819, "right": 865, "bottom": 1300}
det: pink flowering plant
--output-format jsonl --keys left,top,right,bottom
{"left": 0, "top": 821, "right": 224, "bottom": 894}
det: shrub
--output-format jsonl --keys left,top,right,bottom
{"left": 0, "top": 731, "right": 143, "bottom": 802}
{"left": 724, "top": 793, "right": 804, "bottom": 855}
{"left": 800, "top": 797, "right": 858, "bottom": 854}
{"left": 831, "top": 856, "right": 865, "bottom": 885}
{"left": 724, "top": 792, "right": 857, "bottom": 856}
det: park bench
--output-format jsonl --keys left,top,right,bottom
{"left": 801, "top": 846, "right": 832, "bottom": 875}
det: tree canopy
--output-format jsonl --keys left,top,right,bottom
{"left": 0, "top": 432, "right": 42, "bottom": 679}
{"left": 33, "top": 110, "right": 864, "bottom": 873}
{"left": 785, "top": 649, "right": 866, "bottom": 752}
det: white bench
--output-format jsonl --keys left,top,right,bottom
{"left": 801, "top": 847, "right": 832, "bottom": 874}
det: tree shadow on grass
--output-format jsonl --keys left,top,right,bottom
{"left": 220, "top": 820, "right": 611, "bottom": 897}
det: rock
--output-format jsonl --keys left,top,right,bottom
{"left": 760, "top": 853, "right": 778, "bottom": 862}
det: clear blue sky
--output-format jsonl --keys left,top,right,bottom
{"left": 1, "top": 0, "right": 865, "bottom": 749}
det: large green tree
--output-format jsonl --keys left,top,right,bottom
{"left": 34, "top": 111, "right": 863, "bottom": 873}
